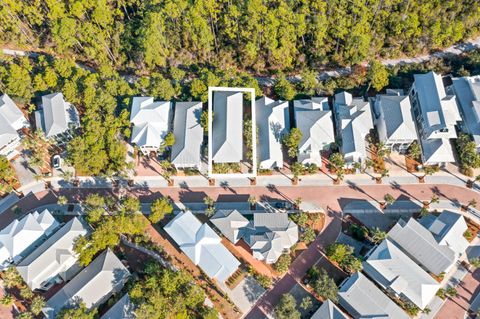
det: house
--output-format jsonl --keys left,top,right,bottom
{"left": 171, "top": 101, "right": 204, "bottom": 169}
{"left": 17, "top": 217, "right": 91, "bottom": 291}
{"left": 0, "top": 94, "right": 30, "bottom": 159}
{"left": 363, "top": 239, "right": 440, "bottom": 309}
{"left": 420, "top": 210, "right": 469, "bottom": 259}
{"left": 294, "top": 97, "right": 335, "bottom": 166}
{"left": 100, "top": 294, "right": 135, "bottom": 319}
{"left": 451, "top": 76, "right": 480, "bottom": 150}
{"left": 35, "top": 93, "right": 80, "bottom": 139}
{"left": 334, "top": 92, "right": 374, "bottom": 165}
{"left": 409, "top": 71, "right": 461, "bottom": 165}
{"left": 164, "top": 211, "right": 240, "bottom": 283}
{"left": 338, "top": 272, "right": 409, "bottom": 319}
{"left": 212, "top": 91, "right": 243, "bottom": 163}
{"left": 43, "top": 249, "right": 130, "bottom": 319}
{"left": 256, "top": 97, "right": 290, "bottom": 169}
{"left": 372, "top": 89, "right": 417, "bottom": 153}
{"left": 388, "top": 217, "right": 458, "bottom": 275}
{"left": 130, "top": 97, "right": 171, "bottom": 155}
{"left": 0, "top": 209, "right": 59, "bottom": 268}
{"left": 311, "top": 299, "right": 348, "bottom": 319}
{"left": 211, "top": 210, "right": 298, "bottom": 264}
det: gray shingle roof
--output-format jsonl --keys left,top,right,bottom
{"left": 43, "top": 249, "right": 130, "bottom": 318}
{"left": 339, "top": 272, "right": 409, "bottom": 319}
{"left": 171, "top": 101, "right": 203, "bottom": 168}
{"left": 212, "top": 91, "right": 243, "bottom": 163}
{"left": 17, "top": 217, "right": 91, "bottom": 290}
{"left": 211, "top": 210, "right": 249, "bottom": 243}
{"left": 311, "top": 299, "right": 348, "bottom": 319}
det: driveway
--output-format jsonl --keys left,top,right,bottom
{"left": 11, "top": 154, "right": 36, "bottom": 187}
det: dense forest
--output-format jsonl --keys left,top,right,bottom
{"left": 1, "top": 0, "right": 480, "bottom": 75}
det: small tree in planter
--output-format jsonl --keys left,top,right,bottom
{"left": 467, "top": 174, "right": 480, "bottom": 188}
{"left": 248, "top": 195, "right": 257, "bottom": 210}
{"left": 370, "top": 227, "right": 386, "bottom": 244}
{"left": 376, "top": 168, "right": 389, "bottom": 184}
{"left": 203, "top": 196, "right": 215, "bottom": 217}
{"left": 57, "top": 195, "right": 68, "bottom": 206}
{"left": 290, "top": 162, "right": 304, "bottom": 185}
{"left": 329, "top": 153, "right": 345, "bottom": 184}
{"left": 282, "top": 128, "right": 302, "bottom": 159}
{"left": 381, "top": 193, "right": 395, "bottom": 210}
{"left": 462, "top": 199, "right": 477, "bottom": 211}
{"left": 424, "top": 195, "right": 439, "bottom": 208}
{"left": 418, "top": 165, "right": 439, "bottom": 183}
{"left": 293, "top": 197, "right": 302, "bottom": 210}
{"left": 420, "top": 207, "right": 430, "bottom": 217}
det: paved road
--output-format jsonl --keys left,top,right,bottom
{"left": 5, "top": 183, "right": 480, "bottom": 318}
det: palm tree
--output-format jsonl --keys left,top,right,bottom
{"left": 370, "top": 227, "right": 386, "bottom": 244}
{"left": 294, "top": 197, "right": 302, "bottom": 210}
{"left": 420, "top": 207, "right": 430, "bottom": 217}
{"left": 57, "top": 195, "right": 68, "bottom": 206}
{"left": 464, "top": 199, "right": 477, "bottom": 211}
{"left": 248, "top": 195, "right": 257, "bottom": 210}
{"left": 419, "top": 165, "right": 439, "bottom": 182}
{"left": 430, "top": 195, "right": 440, "bottom": 205}
{"left": 383, "top": 194, "right": 395, "bottom": 205}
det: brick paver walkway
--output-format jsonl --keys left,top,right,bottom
{"left": 435, "top": 268, "right": 480, "bottom": 319}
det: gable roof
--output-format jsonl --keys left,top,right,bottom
{"left": 256, "top": 97, "right": 290, "bottom": 169}
{"left": 413, "top": 72, "right": 460, "bottom": 139}
{"left": 339, "top": 272, "right": 409, "bottom": 319}
{"left": 451, "top": 76, "right": 480, "bottom": 146}
{"left": 294, "top": 97, "right": 334, "bottom": 164}
{"left": 388, "top": 218, "right": 456, "bottom": 275}
{"left": 171, "top": 101, "right": 204, "bottom": 167}
{"left": 43, "top": 249, "right": 130, "bottom": 318}
{"left": 40, "top": 93, "right": 78, "bottom": 138}
{"left": 424, "top": 211, "right": 469, "bottom": 258}
{"left": 0, "top": 94, "right": 28, "bottom": 150}
{"left": 211, "top": 209, "right": 249, "bottom": 243}
{"left": 0, "top": 209, "right": 59, "bottom": 265}
{"left": 311, "top": 300, "right": 348, "bottom": 319}
{"left": 130, "top": 97, "right": 171, "bottom": 148}
{"left": 334, "top": 92, "right": 373, "bottom": 161}
{"left": 100, "top": 294, "right": 135, "bottom": 319}
{"left": 212, "top": 91, "right": 243, "bottom": 163}
{"left": 17, "top": 217, "right": 91, "bottom": 290}
{"left": 420, "top": 137, "right": 455, "bottom": 165}
{"left": 164, "top": 211, "right": 240, "bottom": 282}
{"left": 374, "top": 91, "right": 417, "bottom": 143}
{"left": 363, "top": 239, "right": 440, "bottom": 309}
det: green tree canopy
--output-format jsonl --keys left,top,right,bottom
{"left": 274, "top": 294, "right": 301, "bottom": 319}
{"left": 149, "top": 197, "right": 173, "bottom": 223}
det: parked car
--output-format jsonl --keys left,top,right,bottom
{"left": 52, "top": 155, "right": 61, "bottom": 169}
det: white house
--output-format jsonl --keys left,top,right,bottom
{"left": 212, "top": 91, "right": 243, "bottom": 163}
{"left": 17, "top": 217, "right": 90, "bottom": 291}
{"left": 130, "top": 97, "right": 171, "bottom": 155}
{"left": 373, "top": 89, "right": 417, "bottom": 153}
{"left": 294, "top": 97, "right": 335, "bottom": 166}
{"left": 171, "top": 101, "right": 204, "bottom": 169}
{"left": 256, "top": 97, "right": 290, "bottom": 169}
{"left": 334, "top": 92, "right": 374, "bottom": 165}
{"left": 338, "top": 272, "right": 409, "bottom": 319}
{"left": 43, "top": 249, "right": 130, "bottom": 319}
{"left": 363, "top": 239, "right": 440, "bottom": 309}
{"left": 164, "top": 211, "right": 240, "bottom": 283}
{"left": 0, "top": 94, "right": 30, "bottom": 159}
{"left": 35, "top": 93, "right": 80, "bottom": 139}
{"left": 409, "top": 72, "right": 461, "bottom": 165}
{"left": 451, "top": 76, "right": 480, "bottom": 150}
{"left": 0, "top": 209, "right": 59, "bottom": 268}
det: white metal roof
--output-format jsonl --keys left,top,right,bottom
{"left": 311, "top": 299, "right": 348, "bottom": 319}
{"left": 43, "top": 249, "right": 130, "bottom": 318}
{"left": 171, "top": 101, "right": 204, "bottom": 168}
{"left": 452, "top": 76, "right": 480, "bottom": 147}
{"left": 426, "top": 211, "right": 469, "bottom": 258}
{"left": 363, "top": 239, "right": 440, "bottom": 309}
{"left": 339, "top": 272, "right": 409, "bottom": 319}
{"left": 130, "top": 97, "right": 171, "bottom": 149}
{"left": 17, "top": 217, "right": 91, "bottom": 290}
{"left": 334, "top": 92, "right": 374, "bottom": 162}
{"left": 40, "top": 93, "right": 79, "bottom": 138}
{"left": 164, "top": 211, "right": 240, "bottom": 282}
{"left": 212, "top": 91, "right": 243, "bottom": 163}
{"left": 0, "top": 94, "right": 28, "bottom": 150}
{"left": 256, "top": 97, "right": 290, "bottom": 169}
{"left": 420, "top": 137, "right": 455, "bottom": 165}
{"left": 100, "top": 294, "right": 135, "bottom": 319}
{"left": 373, "top": 91, "right": 417, "bottom": 143}
{"left": 211, "top": 209, "right": 249, "bottom": 243}
{"left": 412, "top": 72, "right": 460, "bottom": 139}
{"left": 388, "top": 218, "right": 456, "bottom": 275}
{"left": 0, "top": 209, "right": 59, "bottom": 265}
{"left": 294, "top": 97, "right": 334, "bottom": 166}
